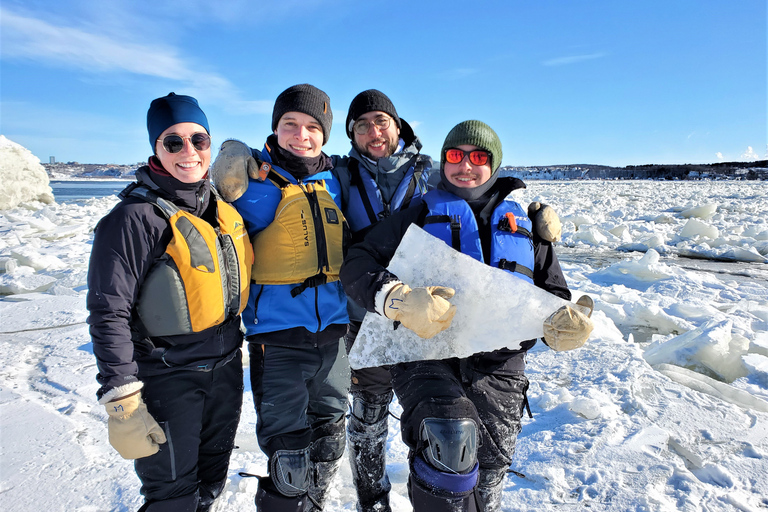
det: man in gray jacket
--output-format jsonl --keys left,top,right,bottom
{"left": 331, "top": 90, "right": 432, "bottom": 512}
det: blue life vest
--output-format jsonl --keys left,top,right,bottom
{"left": 346, "top": 158, "right": 428, "bottom": 235}
{"left": 422, "top": 189, "right": 535, "bottom": 283}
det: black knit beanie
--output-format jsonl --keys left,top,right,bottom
{"left": 439, "top": 120, "right": 504, "bottom": 201}
{"left": 271, "top": 84, "right": 333, "bottom": 144}
{"left": 345, "top": 89, "right": 401, "bottom": 139}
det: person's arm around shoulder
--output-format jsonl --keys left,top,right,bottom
{"left": 210, "top": 140, "right": 262, "bottom": 202}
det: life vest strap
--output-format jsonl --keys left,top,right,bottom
{"left": 290, "top": 273, "right": 329, "bottom": 298}
{"left": 424, "top": 214, "right": 462, "bottom": 251}
{"left": 498, "top": 258, "right": 534, "bottom": 280}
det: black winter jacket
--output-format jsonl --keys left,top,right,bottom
{"left": 339, "top": 177, "right": 572, "bottom": 364}
{"left": 87, "top": 162, "right": 242, "bottom": 398}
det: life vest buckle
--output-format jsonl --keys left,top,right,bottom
{"left": 498, "top": 212, "right": 518, "bottom": 233}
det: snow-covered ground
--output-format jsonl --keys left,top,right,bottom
{"left": 1, "top": 174, "right": 767, "bottom": 511}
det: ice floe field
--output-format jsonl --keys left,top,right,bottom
{"left": 1, "top": 173, "right": 767, "bottom": 511}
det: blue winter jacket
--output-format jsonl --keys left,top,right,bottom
{"left": 232, "top": 144, "right": 349, "bottom": 340}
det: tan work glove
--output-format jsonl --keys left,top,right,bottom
{"left": 105, "top": 392, "right": 167, "bottom": 460}
{"left": 543, "top": 295, "right": 594, "bottom": 351}
{"left": 210, "top": 140, "right": 261, "bottom": 202}
{"left": 528, "top": 202, "right": 562, "bottom": 243}
{"left": 384, "top": 284, "right": 457, "bottom": 339}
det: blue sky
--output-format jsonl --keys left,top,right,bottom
{"left": 1, "top": 0, "right": 765, "bottom": 167}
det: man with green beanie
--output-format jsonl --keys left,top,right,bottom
{"left": 340, "top": 120, "right": 593, "bottom": 511}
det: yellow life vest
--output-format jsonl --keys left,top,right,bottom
{"left": 131, "top": 186, "right": 253, "bottom": 338}
{"left": 250, "top": 168, "right": 347, "bottom": 297}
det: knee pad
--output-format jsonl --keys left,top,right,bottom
{"left": 310, "top": 430, "right": 346, "bottom": 463}
{"left": 350, "top": 392, "right": 392, "bottom": 425}
{"left": 269, "top": 448, "right": 311, "bottom": 497}
{"left": 412, "top": 453, "right": 478, "bottom": 498}
{"left": 419, "top": 418, "right": 478, "bottom": 474}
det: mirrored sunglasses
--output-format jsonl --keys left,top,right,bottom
{"left": 444, "top": 148, "right": 489, "bottom": 166}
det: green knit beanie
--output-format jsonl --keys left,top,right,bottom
{"left": 441, "top": 120, "right": 503, "bottom": 172}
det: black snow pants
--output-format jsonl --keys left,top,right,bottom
{"left": 135, "top": 353, "right": 244, "bottom": 512}
{"left": 391, "top": 352, "right": 530, "bottom": 472}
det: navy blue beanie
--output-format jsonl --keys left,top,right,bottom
{"left": 147, "top": 92, "right": 210, "bottom": 150}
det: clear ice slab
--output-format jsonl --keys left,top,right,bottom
{"left": 349, "top": 225, "right": 574, "bottom": 369}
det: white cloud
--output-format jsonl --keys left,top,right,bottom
{"left": 0, "top": 7, "right": 271, "bottom": 114}
{"left": 542, "top": 52, "right": 607, "bottom": 66}
{"left": 716, "top": 152, "right": 724, "bottom": 161}
{"left": 740, "top": 146, "right": 759, "bottom": 161}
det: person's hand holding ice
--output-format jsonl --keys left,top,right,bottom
{"left": 381, "top": 282, "right": 457, "bottom": 339}
{"left": 543, "top": 295, "right": 595, "bottom": 351}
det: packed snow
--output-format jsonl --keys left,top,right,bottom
{"left": 1, "top": 140, "right": 767, "bottom": 510}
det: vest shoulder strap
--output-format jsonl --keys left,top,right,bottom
{"left": 349, "top": 158, "right": 379, "bottom": 225}
{"left": 127, "top": 185, "right": 179, "bottom": 219}
{"left": 400, "top": 155, "right": 427, "bottom": 211}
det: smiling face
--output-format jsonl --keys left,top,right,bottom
{"left": 443, "top": 144, "right": 493, "bottom": 189}
{"left": 274, "top": 111, "right": 324, "bottom": 158}
{"left": 352, "top": 111, "right": 400, "bottom": 160}
{"left": 154, "top": 122, "right": 210, "bottom": 183}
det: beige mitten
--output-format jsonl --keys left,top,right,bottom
{"left": 210, "top": 140, "right": 260, "bottom": 202}
{"left": 543, "top": 295, "right": 594, "bottom": 351}
{"left": 105, "top": 392, "right": 167, "bottom": 460}
{"left": 384, "top": 284, "right": 457, "bottom": 339}
{"left": 528, "top": 202, "right": 562, "bottom": 243}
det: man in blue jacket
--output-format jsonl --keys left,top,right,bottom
{"left": 214, "top": 84, "right": 350, "bottom": 511}
{"left": 214, "top": 89, "right": 432, "bottom": 512}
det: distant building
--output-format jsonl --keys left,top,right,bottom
{"left": 50, "top": 156, "right": 56, "bottom": 164}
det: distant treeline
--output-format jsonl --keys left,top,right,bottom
{"left": 500, "top": 160, "right": 768, "bottom": 180}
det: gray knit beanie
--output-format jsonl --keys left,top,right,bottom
{"left": 271, "top": 84, "right": 333, "bottom": 144}
{"left": 441, "top": 120, "right": 503, "bottom": 172}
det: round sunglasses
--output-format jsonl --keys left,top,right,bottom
{"left": 158, "top": 133, "right": 211, "bottom": 153}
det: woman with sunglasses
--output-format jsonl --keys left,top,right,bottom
{"left": 87, "top": 93, "right": 252, "bottom": 512}
{"left": 340, "top": 120, "right": 592, "bottom": 511}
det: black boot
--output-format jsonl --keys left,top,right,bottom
{"left": 474, "top": 467, "right": 506, "bottom": 512}
{"left": 255, "top": 477, "right": 311, "bottom": 512}
{"left": 409, "top": 475, "right": 478, "bottom": 512}
{"left": 348, "top": 394, "right": 392, "bottom": 512}
{"left": 197, "top": 478, "right": 227, "bottom": 511}
{"left": 308, "top": 458, "right": 342, "bottom": 511}
{"left": 308, "top": 421, "right": 346, "bottom": 511}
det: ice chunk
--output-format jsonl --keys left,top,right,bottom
{"left": 654, "top": 363, "right": 768, "bottom": 413}
{"left": 589, "top": 249, "right": 673, "bottom": 291}
{"left": 679, "top": 218, "right": 719, "bottom": 240}
{"left": 349, "top": 225, "right": 575, "bottom": 369}
{"left": 680, "top": 203, "right": 717, "bottom": 220}
{"left": 643, "top": 319, "right": 748, "bottom": 382}
{"left": 0, "top": 136, "right": 55, "bottom": 210}
{"left": 0, "top": 265, "right": 57, "bottom": 295}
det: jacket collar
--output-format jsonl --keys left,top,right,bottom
{"left": 135, "top": 157, "right": 211, "bottom": 215}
